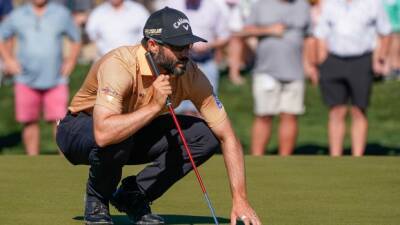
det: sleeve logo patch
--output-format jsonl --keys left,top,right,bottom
{"left": 213, "top": 93, "right": 223, "bottom": 109}
{"left": 101, "top": 87, "right": 119, "bottom": 96}
{"left": 100, "top": 87, "right": 119, "bottom": 102}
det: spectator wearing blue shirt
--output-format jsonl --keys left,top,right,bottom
{"left": 0, "top": 0, "right": 81, "bottom": 156}
{"left": 0, "top": 0, "right": 13, "bottom": 86}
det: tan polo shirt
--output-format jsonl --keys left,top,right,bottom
{"left": 69, "top": 45, "right": 227, "bottom": 128}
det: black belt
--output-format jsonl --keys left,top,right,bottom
{"left": 330, "top": 52, "right": 372, "bottom": 60}
{"left": 67, "top": 110, "right": 91, "bottom": 117}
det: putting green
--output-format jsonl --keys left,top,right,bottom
{"left": 0, "top": 156, "right": 399, "bottom": 225}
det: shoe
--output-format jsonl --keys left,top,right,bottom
{"left": 84, "top": 194, "right": 114, "bottom": 225}
{"left": 110, "top": 177, "right": 164, "bottom": 225}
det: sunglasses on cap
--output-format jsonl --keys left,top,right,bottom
{"left": 152, "top": 39, "right": 192, "bottom": 52}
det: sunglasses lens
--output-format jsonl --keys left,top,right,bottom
{"left": 169, "top": 44, "right": 191, "bottom": 52}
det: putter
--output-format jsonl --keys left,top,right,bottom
{"left": 145, "top": 52, "right": 220, "bottom": 225}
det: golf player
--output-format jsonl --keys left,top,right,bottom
{"left": 56, "top": 7, "right": 261, "bottom": 225}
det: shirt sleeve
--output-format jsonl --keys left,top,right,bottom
{"left": 187, "top": 62, "right": 227, "bottom": 127}
{"left": 245, "top": 2, "right": 258, "bottom": 26}
{"left": 376, "top": 0, "right": 392, "bottom": 35}
{"left": 313, "top": 3, "right": 330, "bottom": 39}
{"left": 85, "top": 8, "right": 99, "bottom": 42}
{"left": 214, "top": 2, "right": 231, "bottom": 40}
{"left": 62, "top": 9, "right": 81, "bottom": 42}
{"left": 0, "top": 11, "right": 16, "bottom": 41}
{"left": 95, "top": 56, "right": 133, "bottom": 113}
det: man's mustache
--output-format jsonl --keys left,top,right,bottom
{"left": 177, "top": 57, "right": 189, "bottom": 65}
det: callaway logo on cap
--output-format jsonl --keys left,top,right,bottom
{"left": 143, "top": 7, "right": 207, "bottom": 46}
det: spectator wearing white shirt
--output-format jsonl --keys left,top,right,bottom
{"left": 215, "top": 0, "right": 247, "bottom": 85}
{"left": 86, "top": 0, "right": 149, "bottom": 58}
{"left": 158, "top": 0, "right": 231, "bottom": 116}
{"left": 312, "top": 0, "right": 391, "bottom": 156}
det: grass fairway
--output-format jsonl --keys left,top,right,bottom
{"left": 0, "top": 156, "right": 399, "bottom": 225}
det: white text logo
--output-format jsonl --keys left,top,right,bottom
{"left": 173, "top": 18, "right": 190, "bottom": 30}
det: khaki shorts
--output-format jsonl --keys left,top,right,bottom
{"left": 252, "top": 74, "right": 305, "bottom": 116}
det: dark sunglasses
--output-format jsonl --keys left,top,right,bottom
{"left": 152, "top": 39, "right": 192, "bottom": 52}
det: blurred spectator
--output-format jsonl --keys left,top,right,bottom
{"left": 383, "top": 0, "right": 400, "bottom": 80}
{"left": 219, "top": 0, "right": 247, "bottom": 85}
{"left": 0, "top": 0, "right": 13, "bottom": 86}
{"left": 158, "top": 0, "right": 230, "bottom": 116}
{"left": 50, "top": 0, "right": 95, "bottom": 64}
{"left": 313, "top": 0, "right": 391, "bottom": 156}
{"left": 0, "top": 0, "right": 81, "bottom": 156}
{"left": 134, "top": 0, "right": 157, "bottom": 12}
{"left": 86, "top": 0, "right": 149, "bottom": 58}
{"left": 153, "top": 0, "right": 168, "bottom": 10}
{"left": 0, "top": 0, "right": 12, "bottom": 21}
{"left": 303, "top": 0, "right": 323, "bottom": 85}
{"left": 242, "top": 0, "right": 311, "bottom": 156}
{"left": 50, "top": 0, "right": 94, "bottom": 26}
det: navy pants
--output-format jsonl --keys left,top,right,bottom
{"left": 56, "top": 112, "right": 219, "bottom": 203}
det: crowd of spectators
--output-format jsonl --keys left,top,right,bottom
{"left": 0, "top": 0, "right": 398, "bottom": 156}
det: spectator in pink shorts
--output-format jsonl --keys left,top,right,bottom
{"left": 14, "top": 83, "right": 69, "bottom": 124}
{"left": 0, "top": 0, "right": 81, "bottom": 155}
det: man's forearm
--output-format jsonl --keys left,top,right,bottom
{"left": 376, "top": 36, "right": 391, "bottom": 59}
{"left": 242, "top": 24, "right": 283, "bottom": 37}
{"left": 93, "top": 103, "right": 161, "bottom": 147}
{"left": 316, "top": 38, "right": 328, "bottom": 64}
{"left": 210, "top": 38, "right": 229, "bottom": 49}
{"left": 303, "top": 37, "right": 317, "bottom": 66}
{"left": 0, "top": 40, "right": 14, "bottom": 61}
{"left": 242, "top": 26, "right": 267, "bottom": 37}
{"left": 68, "top": 42, "right": 81, "bottom": 64}
{"left": 221, "top": 135, "right": 248, "bottom": 200}
{"left": 212, "top": 119, "right": 248, "bottom": 200}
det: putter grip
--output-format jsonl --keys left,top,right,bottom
{"left": 145, "top": 52, "right": 161, "bottom": 77}
{"left": 145, "top": 52, "right": 172, "bottom": 106}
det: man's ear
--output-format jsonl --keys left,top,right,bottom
{"left": 147, "top": 39, "right": 159, "bottom": 54}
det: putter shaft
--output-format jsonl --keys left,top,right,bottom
{"left": 145, "top": 52, "right": 219, "bottom": 225}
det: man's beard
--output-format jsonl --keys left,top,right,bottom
{"left": 151, "top": 48, "right": 188, "bottom": 76}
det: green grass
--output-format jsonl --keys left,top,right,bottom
{"left": 0, "top": 64, "right": 400, "bottom": 155}
{"left": 0, "top": 156, "right": 399, "bottom": 225}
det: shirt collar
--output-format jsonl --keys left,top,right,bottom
{"left": 136, "top": 45, "right": 154, "bottom": 76}
{"left": 28, "top": 2, "right": 53, "bottom": 17}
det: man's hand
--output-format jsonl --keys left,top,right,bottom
{"left": 211, "top": 119, "right": 262, "bottom": 225}
{"left": 151, "top": 74, "right": 172, "bottom": 110}
{"left": 231, "top": 198, "right": 262, "bottom": 225}
{"left": 305, "top": 64, "right": 319, "bottom": 86}
{"left": 4, "top": 58, "right": 21, "bottom": 75}
{"left": 268, "top": 23, "right": 286, "bottom": 37}
{"left": 241, "top": 23, "right": 286, "bottom": 38}
{"left": 373, "top": 57, "right": 388, "bottom": 76}
{"left": 191, "top": 42, "right": 210, "bottom": 54}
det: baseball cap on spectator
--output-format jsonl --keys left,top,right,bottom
{"left": 143, "top": 7, "right": 207, "bottom": 46}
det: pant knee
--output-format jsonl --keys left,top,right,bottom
{"left": 204, "top": 132, "right": 219, "bottom": 157}
{"left": 89, "top": 144, "right": 130, "bottom": 167}
{"left": 189, "top": 121, "right": 220, "bottom": 161}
